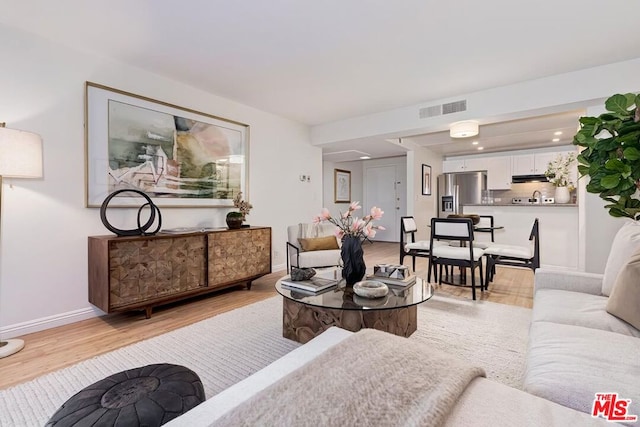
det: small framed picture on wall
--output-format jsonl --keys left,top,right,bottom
{"left": 334, "top": 169, "right": 351, "bottom": 203}
{"left": 422, "top": 164, "right": 431, "bottom": 195}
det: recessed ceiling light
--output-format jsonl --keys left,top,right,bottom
{"left": 359, "top": 156, "right": 371, "bottom": 159}
{"left": 554, "top": 131, "right": 563, "bottom": 136}
{"left": 477, "top": 147, "right": 484, "bottom": 150}
{"left": 552, "top": 138, "right": 560, "bottom": 142}
{"left": 472, "top": 141, "right": 479, "bottom": 145}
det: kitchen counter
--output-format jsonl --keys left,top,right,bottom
{"left": 465, "top": 203, "right": 578, "bottom": 207}
{"left": 463, "top": 205, "right": 578, "bottom": 269}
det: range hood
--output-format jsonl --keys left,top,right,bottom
{"left": 511, "top": 174, "right": 549, "bottom": 184}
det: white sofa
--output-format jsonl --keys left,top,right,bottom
{"left": 524, "top": 268, "right": 640, "bottom": 422}
{"left": 168, "top": 327, "right": 606, "bottom": 426}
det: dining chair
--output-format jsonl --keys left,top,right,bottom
{"left": 484, "top": 218, "right": 540, "bottom": 285}
{"left": 473, "top": 215, "right": 495, "bottom": 249}
{"left": 428, "top": 217, "right": 485, "bottom": 300}
{"left": 399, "top": 216, "right": 447, "bottom": 279}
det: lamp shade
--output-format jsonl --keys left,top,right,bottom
{"left": 450, "top": 120, "right": 479, "bottom": 138}
{"left": 0, "top": 127, "right": 43, "bottom": 178}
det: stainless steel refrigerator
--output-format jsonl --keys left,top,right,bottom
{"left": 437, "top": 171, "right": 487, "bottom": 217}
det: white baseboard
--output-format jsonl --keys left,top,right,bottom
{"left": 539, "top": 263, "right": 579, "bottom": 271}
{"left": 0, "top": 307, "right": 103, "bottom": 339}
{"left": 272, "top": 263, "right": 286, "bottom": 272}
{"left": 4, "top": 265, "right": 289, "bottom": 339}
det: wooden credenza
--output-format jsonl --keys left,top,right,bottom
{"left": 88, "top": 227, "right": 271, "bottom": 318}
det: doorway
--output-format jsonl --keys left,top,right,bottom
{"left": 364, "top": 163, "right": 406, "bottom": 242}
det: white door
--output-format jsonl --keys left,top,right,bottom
{"left": 364, "top": 165, "right": 401, "bottom": 242}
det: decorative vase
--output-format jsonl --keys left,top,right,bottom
{"left": 555, "top": 186, "right": 570, "bottom": 204}
{"left": 340, "top": 235, "right": 366, "bottom": 286}
{"left": 226, "top": 217, "right": 243, "bottom": 229}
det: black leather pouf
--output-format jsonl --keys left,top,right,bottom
{"left": 46, "top": 363, "right": 205, "bottom": 426}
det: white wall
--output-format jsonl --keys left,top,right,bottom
{"left": 322, "top": 150, "right": 441, "bottom": 244}
{"left": 323, "top": 157, "right": 406, "bottom": 241}
{"left": 311, "top": 59, "right": 640, "bottom": 145}
{"left": 407, "top": 147, "right": 443, "bottom": 242}
{"left": 0, "top": 25, "right": 321, "bottom": 337}
{"left": 322, "top": 160, "right": 363, "bottom": 215}
{"left": 313, "top": 61, "right": 640, "bottom": 274}
{"left": 579, "top": 105, "right": 626, "bottom": 273}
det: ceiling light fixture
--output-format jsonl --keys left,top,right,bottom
{"left": 359, "top": 156, "right": 371, "bottom": 160}
{"left": 450, "top": 120, "right": 479, "bottom": 138}
{"left": 552, "top": 138, "right": 560, "bottom": 142}
{"left": 472, "top": 141, "right": 479, "bottom": 145}
{"left": 554, "top": 131, "right": 563, "bottom": 136}
{"left": 477, "top": 147, "right": 484, "bottom": 150}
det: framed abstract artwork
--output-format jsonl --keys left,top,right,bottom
{"left": 85, "top": 82, "right": 249, "bottom": 207}
{"left": 334, "top": 169, "right": 351, "bottom": 203}
{"left": 422, "top": 164, "right": 432, "bottom": 195}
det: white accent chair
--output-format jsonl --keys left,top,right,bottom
{"left": 286, "top": 223, "right": 341, "bottom": 273}
{"left": 428, "top": 217, "right": 485, "bottom": 300}
{"left": 484, "top": 218, "right": 539, "bottom": 286}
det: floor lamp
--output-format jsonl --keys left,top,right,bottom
{"left": 0, "top": 122, "right": 43, "bottom": 358}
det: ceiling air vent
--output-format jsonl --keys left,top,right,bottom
{"left": 418, "top": 105, "right": 441, "bottom": 119}
{"left": 442, "top": 100, "right": 467, "bottom": 115}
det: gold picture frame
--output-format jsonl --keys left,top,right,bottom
{"left": 85, "top": 82, "right": 249, "bottom": 207}
{"left": 334, "top": 169, "right": 351, "bottom": 203}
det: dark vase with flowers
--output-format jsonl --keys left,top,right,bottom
{"left": 341, "top": 235, "right": 366, "bottom": 286}
{"left": 226, "top": 212, "right": 243, "bottom": 229}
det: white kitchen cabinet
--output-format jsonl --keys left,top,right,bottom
{"left": 486, "top": 156, "right": 512, "bottom": 190}
{"left": 511, "top": 154, "right": 536, "bottom": 175}
{"left": 463, "top": 158, "right": 486, "bottom": 172}
{"left": 442, "top": 158, "right": 486, "bottom": 173}
{"left": 533, "top": 152, "right": 559, "bottom": 174}
{"left": 512, "top": 151, "right": 572, "bottom": 175}
{"left": 442, "top": 159, "right": 466, "bottom": 173}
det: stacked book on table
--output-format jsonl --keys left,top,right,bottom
{"left": 281, "top": 276, "right": 339, "bottom": 294}
{"left": 366, "top": 264, "right": 416, "bottom": 287}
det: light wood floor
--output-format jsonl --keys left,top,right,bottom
{"left": 0, "top": 241, "right": 533, "bottom": 390}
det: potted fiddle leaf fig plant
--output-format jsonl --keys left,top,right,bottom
{"left": 573, "top": 93, "right": 640, "bottom": 219}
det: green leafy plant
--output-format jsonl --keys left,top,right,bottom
{"left": 573, "top": 93, "right": 640, "bottom": 219}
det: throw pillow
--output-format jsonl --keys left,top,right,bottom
{"left": 298, "top": 235, "right": 339, "bottom": 251}
{"left": 606, "top": 248, "right": 640, "bottom": 330}
{"left": 602, "top": 220, "right": 640, "bottom": 296}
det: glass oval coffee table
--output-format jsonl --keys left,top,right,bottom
{"left": 275, "top": 270, "right": 434, "bottom": 343}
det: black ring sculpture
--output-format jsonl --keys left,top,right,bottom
{"left": 100, "top": 189, "right": 162, "bottom": 236}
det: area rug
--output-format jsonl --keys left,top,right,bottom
{"left": 0, "top": 294, "right": 531, "bottom": 426}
